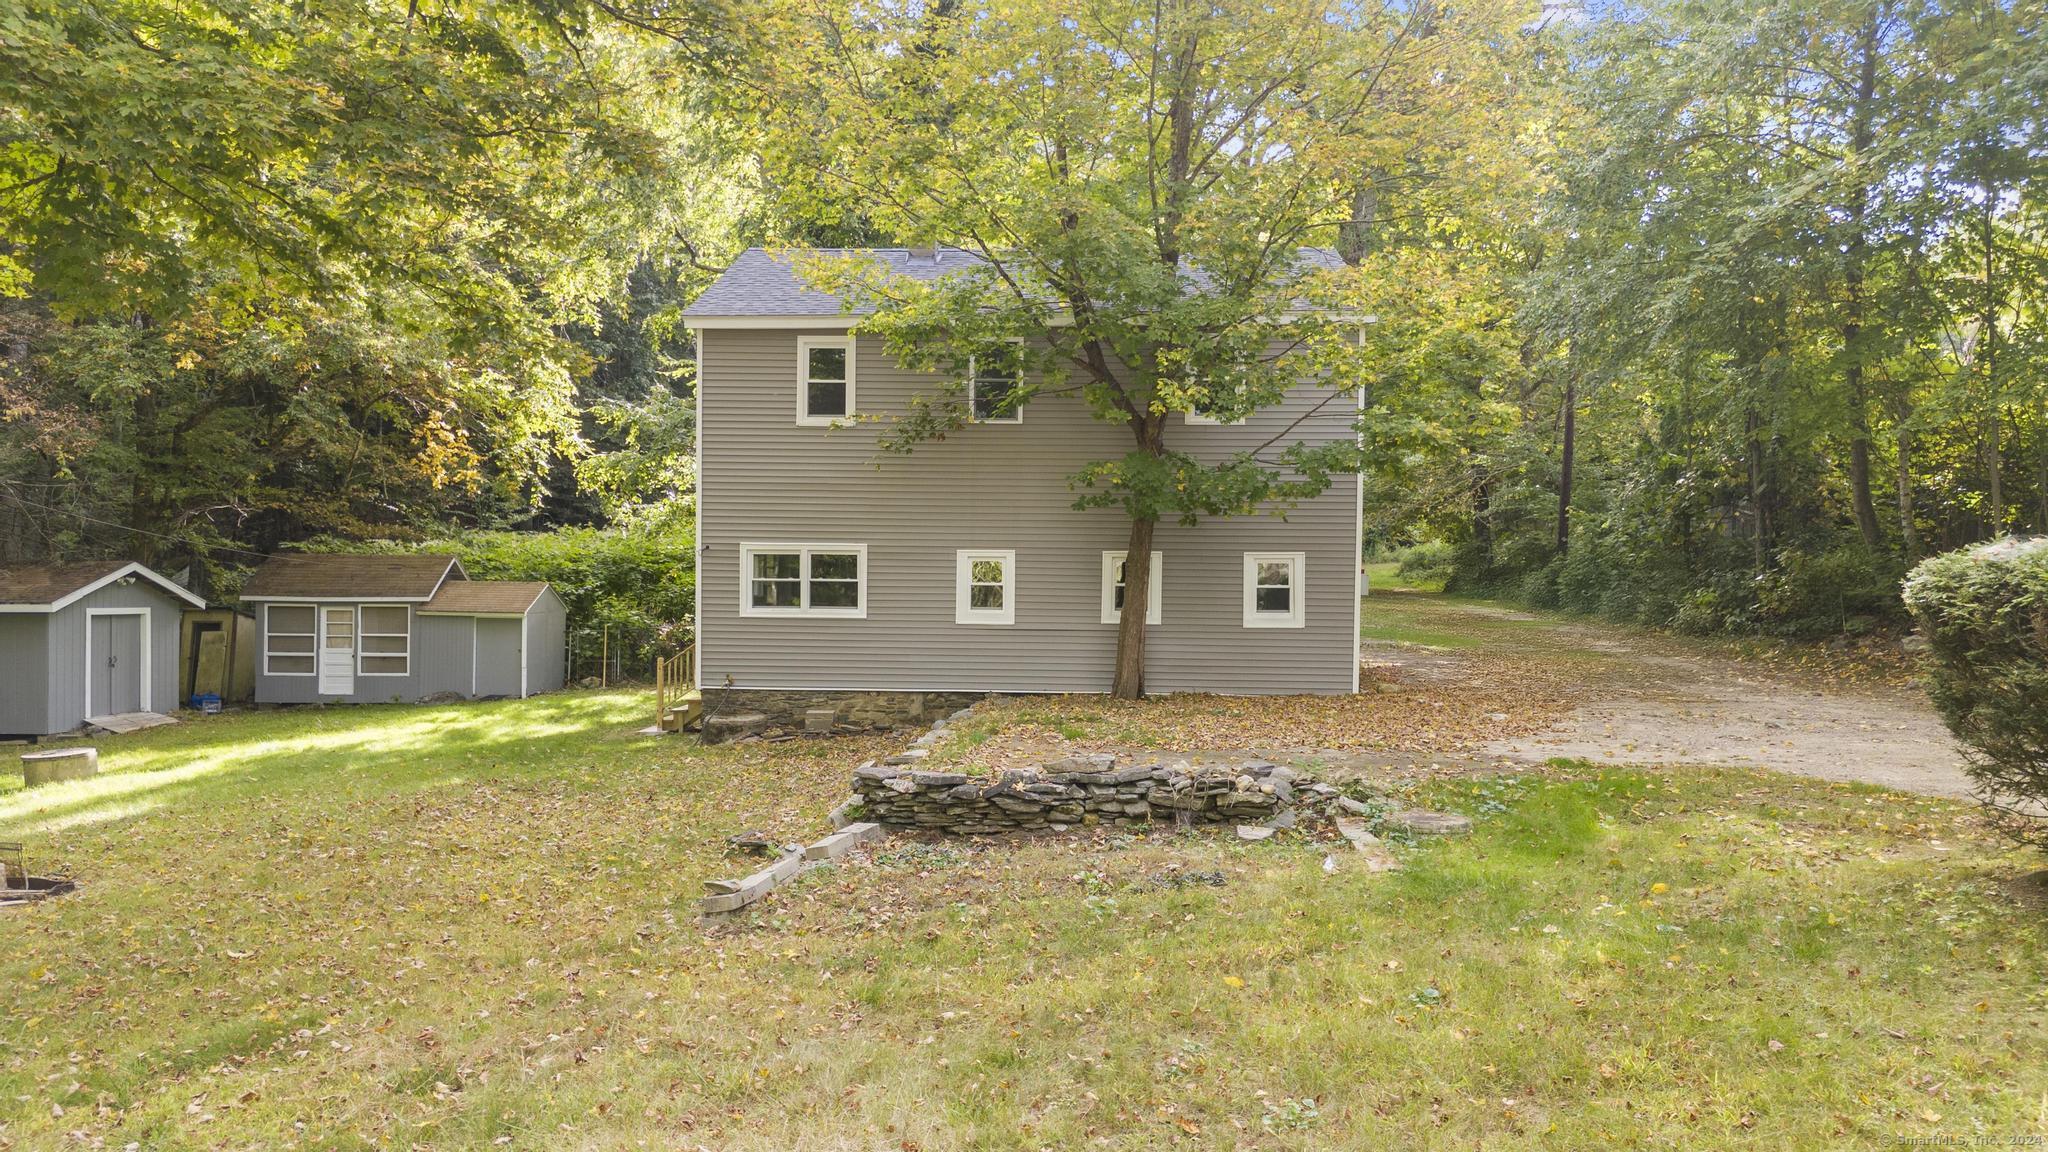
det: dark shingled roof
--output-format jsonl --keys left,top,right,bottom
{"left": 419, "top": 581, "right": 551, "bottom": 616}
{"left": 0, "top": 561, "right": 130, "bottom": 606}
{"left": 682, "top": 247, "right": 1347, "bottom": 318}
{"left": 241, "top": 554, "right": 464, "bottom": 601}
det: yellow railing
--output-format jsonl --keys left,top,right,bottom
{"left": 653, "top": 644, "right": 696, "bottom": 730}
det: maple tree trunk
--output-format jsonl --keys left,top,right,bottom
{"left": 1110, "top": 516, "right": 1156, "bottom": 700}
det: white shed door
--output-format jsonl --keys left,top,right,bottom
{"left": 319, "top": 607, "right": 355, "bottom": 696}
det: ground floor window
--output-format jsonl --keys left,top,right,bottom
{"left": 264, "top": 605, "right": 317, "bottom": 675}
{"left": 359, "top": 605, "right": 411, "bottom": 675}
{"left": 741, "top": 544, "right": 867, "bottom": 617}
{"left": 1242, "top": 552, "right": 1305, "bottom": 628}
{"left": 1101, "top": 550, "right": 1163, "bottom": 625}
{"left": 955, "top": 549, "right": 1016, "bottom": 625}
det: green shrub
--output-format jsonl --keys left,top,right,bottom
{"left": 292, "top": 526, "right": 695, "bottom": 682}
{"left": 1393, "top": 540, "right": 1457, "bottom": 584}
{"left": 1902, "top": 536, "right": 2048, "bottom": 845}
{"left": 1754, "top": 545, "right": 1899, "bottom": 638}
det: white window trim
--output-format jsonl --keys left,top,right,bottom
{"left": 954, "top": 549, "right": 1016, "bottom": 626}
{"left": 739, "top": 543, "right": 868, "bottom": 619}
{"left": 1100, "top": 551, "right": 1163, "bottom": 625}
{"left": 356, "top": 604, "right": 412, "bottom": 677}
{"left": 967, "top": 339, "right": 1025, "bottom": 424}
{"left": 263, "top": 603, "right": 318, "bottom": 677}
{"left": 1242, "top": 552, "right": 1307, "bottom": 629}
{"left": 796, "top": 335, "right": 855, "bottom": 426}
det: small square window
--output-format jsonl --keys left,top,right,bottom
{"left": 798, "top": 337, "right": 854, "bottom": 424}
{"left": 1242, "top": 552, "right": 1305, "bottom": 628}
{"left": 1100, "top": 551, "right": 1163, "bottom": 625}
{"left": 968, "top": 343, "right": 1024, "bottom": 423}
{"left": 1183, "top": 366, "right": 1249, "bottom": 425}
{"left": 955, "top": 550, "right": 1016, "bottom": 625}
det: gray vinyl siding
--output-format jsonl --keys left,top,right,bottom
{"left": 252, "top": 602, "right": 424, "bottom": 704}
{"left": 28, "top": 584, "right": 185, "bottom": 734}
{"left": 696, "top": 327, "right": 1360, "bottom": 695}
{"left": 418, "top": 615, "right": 477, "bottom": 697}
{"left": 524, "top": 591, "right": 567, "bottom": 693}
{"left": 0, "top": 614, "right": 50, "bottom": 735}
{"left": 474, "top": 619, "right": 524, "bottom": 697}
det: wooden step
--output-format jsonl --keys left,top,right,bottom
{"left": 663, "top": 690, "right": 704, "bottom": 733}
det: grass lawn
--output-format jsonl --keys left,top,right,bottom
{"left": 3, "top": 684, "right": 2045, "bottom": 1146}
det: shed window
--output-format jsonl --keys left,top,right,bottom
{"left": 798, "top": 336, "right": 854, "bottom": 424}
{"left": 968, "top": 342, "right": 1024, "bottom": 423}
{"left": 1242, "top": 552, "right": 1306, "bottom": 628}
{"left": 359, "top": 605, "right": 410, "bottom": 675}
{"left": 741, "top": 545, "right": 867, "bottom": 618}
{"left": 955, "top": 550, "right": 1016, "bottom": 625}
{"left": 1101, "top": 551, "right": 1163, "bottom": 625}
{"left": 264, "top": 605, "right": 316, "bottom": 676}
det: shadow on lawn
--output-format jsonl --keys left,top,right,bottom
{"left": 0, "top": 691, "right": 655, "bottom": 835}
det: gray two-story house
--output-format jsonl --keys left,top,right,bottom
{"left": 680, "top": 247, "right": 1362, "bottom": 698}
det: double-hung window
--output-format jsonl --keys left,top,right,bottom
{"left": 1183, "top": 364, "right": 1249, "bottom": 425}
{"left": 797, "top": 336, "right": 854, "bottom": 425}
{"left": 968, "top": 341, "right": 1024, "bottom": 423}
{"left": 359, "top": 605, "right": 411, "bottom": 675}
{"left": 954, "top": 550, "right": 1016, "bottom": 625}
{"left": 1242, "top": 552, "right": 1306, "bottom": 628}
{"left": 264, "top": 605, "right": 316, "bottom": 676}
{"left": 1100, "top": 551, "right": 1163, "bottom": 625}
{"left": 741, "top": 544, "right": 867, "bottom": 617}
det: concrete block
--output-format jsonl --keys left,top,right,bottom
{"left": 699, "top": 848, "right": 803, "bottom": 914}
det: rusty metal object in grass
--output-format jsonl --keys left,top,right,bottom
{"left": 0, "top": 842, "right": 76, "bottom": 907}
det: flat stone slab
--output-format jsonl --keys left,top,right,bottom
{"left": 804, "top": 821, "right": 885, "bottom": 862}
{"left": 84, "top": 712, "right": 175, "bottom": 735}
{"left": 21, "top": 748, "right": 97, "bottom": 787}
{"left": 700, "top": 848, "right": 803, "bottom": 914}
{"left": 1236, "top": 825, "right": 1276, "bottom": 841}
{"left": 1384, "top": 809, "right": 1473, "bottom": 836}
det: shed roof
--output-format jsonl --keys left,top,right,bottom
{"left": 418, "top": 581, "right": 552, "bottom": 616}
{"left": 0, "top": 560, "right": 206, "bottom": 612}
{"left": 681, "top": 246, "right": 1347, "bottom": 320}
{"left": 240, "top": 554, "right": 465, "bottom": 601}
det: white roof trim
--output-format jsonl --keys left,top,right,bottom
{"left": 417, "top": 610, "right": 527, "bottom": 618}
{"left": 682, "top": 315, "right": 860, "bottom": 330}
{"left": 239, "top": 594, "right": 436, "bottom": 603}
{"left": 0, "top": 561, "right": 207, "bottom": 613}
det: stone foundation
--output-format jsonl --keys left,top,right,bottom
{"left": 698, "top": 690, "right": 982, "bottom": 744}
{"left": 853, "top": 754, "right": 1340, "bottom": 834}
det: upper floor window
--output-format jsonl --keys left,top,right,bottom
{"left": 968, "top": 342, "right": 1024, "bottom": 423}
{"left": 1242, "top": 552, "right": 1305, "bottom": 628}
{"left": 955, "top": 549, "right": 1016, "bottom": 625}
{"left": 798, "top": 336, "right": 854, "bottom": 425}
{"left": 1183, "top": 365, "right": 1248, "bottom": 425}
{"left": 741, "top": 544, "right": 867, "bottom": 618}
{"left": 1100, "top": 550, "right": 1163, "bottom": 625}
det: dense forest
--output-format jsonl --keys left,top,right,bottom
{"left": 1, "top": 0, "right": 2041, "bottom": 642}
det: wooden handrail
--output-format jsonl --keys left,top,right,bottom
{"left": 653, "top": 643, "right": 696, "bottom": 729}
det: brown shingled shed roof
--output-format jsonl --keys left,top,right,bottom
{"left": 240, "top": 554, "right": 464, "bottom": 600}
{"left": 0, "top": 560, "right": 206, "bottom": 610}
{"left": 419, "top": 581, "right": 551, "bottom": 616}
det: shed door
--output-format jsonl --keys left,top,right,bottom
{"left": 473, "top": 618, "right": 524, "bottom": 698}
{"left": 90, "top": 613, "right": 145, "bottom": 715}
{"left": 319, "top": 607, "right": 356, "bottom": 696}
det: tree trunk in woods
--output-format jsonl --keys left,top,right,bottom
{"left": 1843, "top": 6, "right": 1883, "bottom": 552}
{"left": 1747, "top": 406, "right": 1768, "bottom": 570}
{"left": 1111, "top": 516, "right": 1156, "bottom": 700}
{"left": 1555, "top": 375, "right": 1575, "bottom": 554}
{"left": 1896, "top": 428, "right": 1919, "bottom": 560}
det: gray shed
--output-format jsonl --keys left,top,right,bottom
{"left": 0, "top": 561, "right": 206, "bottom": 738}
{"left": 241, "top": 554, "right": 566, "bottom": 704}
